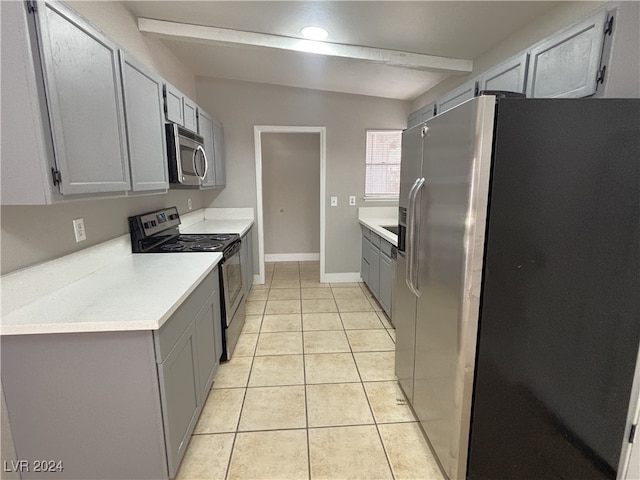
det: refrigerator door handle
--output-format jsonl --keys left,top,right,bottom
{"left": 405, "top": 178, "right": 420, "bottom": 293}
{"left": 406, "top": 177, "right": 425, "bottom": 297}
{"left": 411, "top": 178, "right": 426, "bottom": 294}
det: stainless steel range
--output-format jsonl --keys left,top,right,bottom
{"left": 128, "top": 206, "right": 245, "bottom": 361}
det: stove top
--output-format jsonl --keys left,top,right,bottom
{"left": 128, "top": 207, "right": 240, "bottom": 258}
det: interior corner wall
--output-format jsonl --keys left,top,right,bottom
{"left": 195, "top": 78, "right": 409, "bottom": 275}
{"left": 262, "top": 133, "right": 321, "bottom": 256}
{"left": 0, "top": 2, "right": 200, "bottom": 275}
{"left": 411, "top": 1, "right": 609, "bottom": 110}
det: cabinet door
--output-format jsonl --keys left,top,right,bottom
{"left": 361, "top": 235, "right": 370, "bottom": 284}
{"left": 164, "top": 83, "right": 183, "bottom": 125}
{"left": 183, "top": 96, "right": 198, "bottom": 133}
{"left": 198, "top": 109, "right": 217, "bottom": 187}
{"left": 243, "top": 228, "right": 254, "bottom": 293}
{"left": 195, "top": 293, "right": 219, "bottom": 398}
{"left": 35, "top": 1, "right": 130, "bottom": 195}
{"left": 379, "top": 252, "right": 393, "bottom": 316}
{"left": 436, "top": 79, "right": 478, "bottom": 115}
{"left": 157, "top": 323, "right": 199, "bottom": 478}
{"left": 212, "top": 118, "right": 226, "bottom": 187}
{"left": 119, "top": 52, "right": 168, "bottom": 192}
{"left": 480, "top": 53, "right": 529, "bottom": 94}
{"left": 526, "top": 10, "right": 607, "bottom": 98}
{"left": 367, "top": 238, "right": 380, "bottom": 297}
{"left": 407, "top": 111, "right": 420, "bottom": 128}
{"left": 419, "top": 103, "right": 436, "bottom": 122}
{"left": 240, "top": 232, "right": 250, "bottom": 295}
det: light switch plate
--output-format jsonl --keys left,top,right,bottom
{"left": 349, "top": 196, "right": 356, "bottom": 206}
{"left": 188, "top": 198, "right": 192, "bottom": 210}
{"left": 330, "top": 196, "right": 338, "bottom": 207}
{"left": 73, "top": 218, "right": 86, "bottom": 242}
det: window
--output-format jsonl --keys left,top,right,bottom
{"left": 365, "top": 130, "right": 402, "bottom": 199}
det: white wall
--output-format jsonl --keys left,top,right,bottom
{"left": 262, "top": 133, "right": 321, "bottom": 257}
{"left": 0, "top": 1, "right": 200, "bottom": 274}
{"left": 196, "top": 77, "right": 409, "bottom": 275}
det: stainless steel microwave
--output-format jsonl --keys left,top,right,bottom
{"left": 166, "top": 124, "right": 208, "bottom": 186}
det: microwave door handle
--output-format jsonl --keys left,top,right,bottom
{"left": 193, "top": 145, "right": 207, "bottom": 181}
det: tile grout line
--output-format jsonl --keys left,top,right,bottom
{"left": 299, "top": 262, "right": 313, "bottom": 480}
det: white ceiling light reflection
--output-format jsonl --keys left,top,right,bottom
{"left": 300, "top": 26, "right": 328, "bottom": 41}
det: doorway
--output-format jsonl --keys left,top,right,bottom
{"left": 253, "top": 126, "right": 327, "bottom": 284}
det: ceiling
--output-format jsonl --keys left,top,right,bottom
{"left": 123, "top": 1, "right": 561, "bottom": 101}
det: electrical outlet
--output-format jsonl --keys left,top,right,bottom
{"left": 349, "top": 196, "right": 356, "bottom": 206}
{"left": 188, "top": 198, "right": 192, "bottom": 210}
{"left": 330, "top": 196, "right": 338, "bottom": 207}
{"left": 73, "top": 218, "right": 86, "bottom": 242}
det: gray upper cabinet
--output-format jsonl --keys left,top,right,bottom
{"left": 164, "top": 83, "right": 184, "bottom": 125}
{"left": 198, "top": 108, "right": 226, "bottom": 189}
{"left": 419, "top": 102, "right": 436, "bottom": 123}
{"left": 407, "top": 111, "right": 420, "bottom": 129}
{"left": 480, "top": 53, "right": 529, "bottom": 94}
{"left": 164, "top": 82, "right": 198, "bottom": 133}
{"left": 526, "top": 10, "right": 607, "bottom": 98}
{"left": 436, "top": 79, "right": 478, "bottom": 115}
{"left": 211, "top": 118, "right": 227, "bottom": 188}
{"left": 183, "top": 96, "right": 198, "bottom": 133}
{"left": 119, "top": 51, "right": 168, "bottom": 193}
{"left": 198, "top": 109, "right": 217, "bottom": 187}
{"left": 35, "top": 0, "right": 130, "bottom": 195}
{"left": 407, "top": 103, "right": 435, "bottom": 129}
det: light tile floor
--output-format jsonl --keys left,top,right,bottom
{"left": 176, "top": 261, "right": 444, "bottom": 480}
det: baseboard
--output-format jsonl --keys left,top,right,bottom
{"left": 264, "top": 253, "right": 320, "bottom": 262}
{"left": 321, "top": 272, "right": 363, "bottom": 283}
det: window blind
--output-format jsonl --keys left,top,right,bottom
{"left": 365, "top": 130, "right": 402, "bottom": 197}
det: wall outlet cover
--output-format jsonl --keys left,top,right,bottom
{"left": 330, "top": 196, "right": 338, "bottom": 207}
{"left": 72, "top": 218, "right": 86, "bottom": 242}
{"left": 349, "top": 196, "right": 356, "bottom": 206}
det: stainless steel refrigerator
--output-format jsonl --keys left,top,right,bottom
{"left": 393, "top": 95, "right": 640, "bottom": 480}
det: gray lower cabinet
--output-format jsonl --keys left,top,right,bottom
{"left": 119, "top": 51, "right": 169, "bottom": 193}
{"left": 527, "top": 10, "right": 607, "bottom": 99}
{"left": 479, "top": 52, "right": 529, "bottom": 94}
{"left": 379, "top": 251, "right": 393, "bottom": 315}
{"left": 367, "top": 238, "right": 380, "bottom": 297}
{"left": 1, "top": 267, "right": 222, "bottom": 480}
{"left": 361, "top": 235, "right": 370, "bottom": 284}
{"left": 241, "top": 227, "right": 254, "bottom": 295}
{"left": 34, "top": 0, "right": 131, "bottom": 196}
{"left": 361, "top": 227, "right": 394, "bottom": 317}
{"left": 157, "top": 321, "right": 200, "bottom": 478}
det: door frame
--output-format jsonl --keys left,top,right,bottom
{"left": 253, "top": 126, "right": 327, "bottom": 284}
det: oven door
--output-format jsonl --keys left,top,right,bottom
{"left": 222, "top": 246, "right": 244, "bottom": 326}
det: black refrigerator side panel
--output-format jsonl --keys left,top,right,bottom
{"left": 468, "top": 99, "right": 640, "bottom": 480}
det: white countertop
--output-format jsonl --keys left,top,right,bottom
{"left": 182, "top": 219, "right": 254, "bottom": 237}
{"left": 358, "top": 207, "right": 398, "bottom": 246}
{"left": 0, "top": 253, "right": 222, "bottom": 336}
